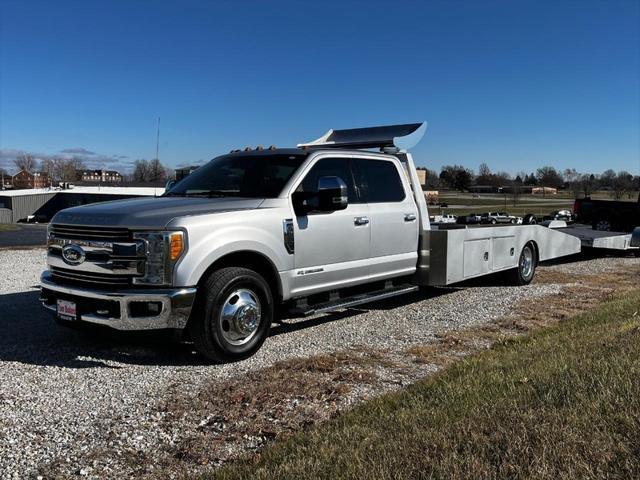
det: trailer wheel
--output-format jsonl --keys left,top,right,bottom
{"left": 507, "top": 243, "right": 536, "bottom": 285}
{"left": 593, "top": 219, "right": 612, "bottom": 231}
{"left": 190, "top": 267, "right": 273, "bottom": 362}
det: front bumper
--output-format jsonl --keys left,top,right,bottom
{"left": 40, "top": 272, "right": 197, "bottom": 331}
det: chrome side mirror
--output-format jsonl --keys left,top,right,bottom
{"left": 316, "top": 176, "right": 348, "bottom": 211}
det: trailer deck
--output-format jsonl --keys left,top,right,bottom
{"left": 558, "top": 224, "right": 640, "bottom": 251}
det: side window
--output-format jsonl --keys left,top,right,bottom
{"left": 353, "top": 159, "right": 406, "bottom": 203}
{"left": 297, "top": 158, "right": 358, "bottom": 203}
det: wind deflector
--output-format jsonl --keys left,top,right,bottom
{"left": 298, "top": 122, "right": 427, "bottom": 151}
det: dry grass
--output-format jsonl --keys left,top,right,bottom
{"left": 38, "top": 262, "right": 640, "bottom": 479}
{"left": 212, "top": 289, "right": 640, "bottom": 480}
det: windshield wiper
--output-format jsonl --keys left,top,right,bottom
{"left": 183, "top": 190, "right": 242, "bottom": 198}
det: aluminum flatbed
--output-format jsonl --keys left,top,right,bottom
{"left": 556, "top": 224, "right": 640, "bottom": 251}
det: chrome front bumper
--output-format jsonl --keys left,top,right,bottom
{"left": 40, "top": 272, "right": 197, "bottom": 331}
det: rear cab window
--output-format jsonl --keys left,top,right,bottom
{"left": 352, "top": 158, "right": 406, "bottom": 203}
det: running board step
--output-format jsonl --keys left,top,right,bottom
{"left": 290, "top": 284, "right": 419, "bottom": 316}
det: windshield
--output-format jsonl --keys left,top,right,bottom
{"left": 165, "top": 153, "right": 307, "bottom": 198}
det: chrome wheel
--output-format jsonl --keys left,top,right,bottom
{"left": 520, "top": 246, "right": 534, "bottom": 280}
{"left": 218, "top": 288, "right": 262, "bottom": 346}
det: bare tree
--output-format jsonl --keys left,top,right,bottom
{"left": 147, "top": 158, "right": 166, "bottom": 182}
{"left": 14, "top": 154, "right": 36, "bottom": 172}
{"left": 133, "top": 159, "right": 150, "bottom": 182}
{"left": 39, "top": 158, "right": 56, "bottom": 180}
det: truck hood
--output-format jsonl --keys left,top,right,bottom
{"left": 52, "top": 196, "right": 265, "bottom": 228}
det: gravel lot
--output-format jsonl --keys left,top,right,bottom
{"left": 0, "top": 249, "right": 638, "bottom": 478}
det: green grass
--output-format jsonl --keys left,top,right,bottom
{"left": 0, "top": 224, "right": 19, "bottom": 232}
{"left": 210, "top": 290, "right": 640, "bottom": 480}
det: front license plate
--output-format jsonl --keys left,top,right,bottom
{"left": 57, "top": 299, "right": 77, "bottom": 321}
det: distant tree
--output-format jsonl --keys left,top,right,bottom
{"left": 493, "top": 171, "right": 512, "bottom": 186}
{"left": 147, "top": 158, "right": 167, "bottom": 182}
{"left": 476, "top": 163, "right": 492, "bottom": 185}
{"left": 424, "top": 168, "right": 439, "bottom": 189}
{"left": 613, "top": 171, "right": 634, "bottom": 200}
{"left": 524, "top": 173, "right": 538, "bottom": 186}
{"left": 563, "top": 168, "right": 579, "bottom": 187}
{"left": 14, "top": 154, "right": 36, "bottom": 172}
{"left": 514, "top": 175, "right": 523, "bottom": 184}
{"left": 536, "top": 166, "right": 564, "bottom": 189}
{"left": 599, "top": 169, "right": 616, "bottom": 190}
{"left": 133, "top": 159, "right": 150, "bottom": 182}
{"left": 39, "top": 158, "right": 56, "bottom": 180}
{"left": 440, "top": 165, "right": 474, "bottom": 191}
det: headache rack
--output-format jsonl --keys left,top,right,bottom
{"left": 298, "top": 122, "right": 427, "bottom": 152}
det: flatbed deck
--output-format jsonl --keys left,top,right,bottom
{"left": 558, "top": 224, "right": 639, "bottom": 251}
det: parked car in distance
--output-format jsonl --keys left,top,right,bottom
{"left": 431, "top": 214, "right": 457, "bottom": 224}
{"left": 481, "top": 212, "right": 518, "bottom": 224}
{"left": 544, "top": 209, "right": 575, "bottom": 223}
{"left": 574, "top": 196, "right": 640, "bottom": 232}
{"left": 456, "top": 212, "right": 482, "bottom": 224}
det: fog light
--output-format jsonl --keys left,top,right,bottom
{"left": 129, "top": 301, "right": 163, "bottom": 318}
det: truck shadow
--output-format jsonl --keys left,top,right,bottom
{"left": 0, "top": 290, "right": 208, "bottom": 368}
{"left": 3, "top": 249, "right": 632, "bottom": 368}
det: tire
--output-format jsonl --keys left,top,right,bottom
{"left": 593, "top": 219, "right": 612, "bottom": 231}
{"left": 506, "top": 243, "right": 536, "bottom": 285}
{"left": 491, "top": 219, "right": 497, "bottom": 225}
{"left": 189, "top": 267, "right": 273, "bottom": 362}
{"left": 523, "top": 214, "right": 537, "bottom": 225}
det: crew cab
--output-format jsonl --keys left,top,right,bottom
{"left": 40, "top": 123, "right": 581, "bottom": 362}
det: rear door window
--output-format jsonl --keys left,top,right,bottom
{"left": 353, "top": 158, "right": 406, "bottom": 203}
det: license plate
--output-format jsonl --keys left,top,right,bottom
{"left": 57, "top": 299, "right": 77, "bottom": 321}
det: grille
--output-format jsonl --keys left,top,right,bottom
{"left": 50, "top": 266, "right": 132, "bottom": 287}
{"left": 50, "top": 224, "right": 131, "bottom": 241}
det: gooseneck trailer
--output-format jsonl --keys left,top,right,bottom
{"left": 40, "top": 123, "right": 635, "bottom": 361}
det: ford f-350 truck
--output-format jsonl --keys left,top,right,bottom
{"left": 40, "top": 123, "right": 581, "bottom": 361}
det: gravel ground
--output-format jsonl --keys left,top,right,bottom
{"left": 0, "top": 249, "right": 638, "bottom": 479}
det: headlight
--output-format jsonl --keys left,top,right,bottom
{"left": 133, "top": 230, "right": 185, "bottom": 285}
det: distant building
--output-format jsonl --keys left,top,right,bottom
{"left": 175, "top": 166, "right": 199, "bottom": 182}
{"left": 1, "top": 173, "right": 12, "bottom": 189}
{"left": 80, "top": 169, "right": 123, "bottom": 183}
{"left": 12, "top": 170, "right": 52, "bottom": 189}
{"left": 415, "top": 169, "right": 426, "bottom": 186}
{"left": 532, "top": 186, "right": 557, "bottom": 195}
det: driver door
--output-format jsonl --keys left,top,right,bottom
{"left": 290, "top": 157, "right": 370, "bottom": 297}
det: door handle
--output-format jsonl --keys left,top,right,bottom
{"left": 354, "top": 216, "right": 370, "bottom": 226}
{"left": 404, "top": 213, "right": 417, "bottom": 222}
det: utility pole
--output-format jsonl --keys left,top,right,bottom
{"left": 155, "top": 117, "right": 161, "bottom": 161}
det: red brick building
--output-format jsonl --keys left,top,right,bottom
{"left": 12, "top": 170, "right": 52, "bottom": 189}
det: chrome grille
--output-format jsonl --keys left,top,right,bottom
{"left": 50, "top": 224, "right": 131, "bottom": 241}
{"left": 50, "top": 266, "right": 132, "bottom": 287}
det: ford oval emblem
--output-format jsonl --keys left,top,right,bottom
{"left": 62, "top": 244, "right": 86, "bottom": 265}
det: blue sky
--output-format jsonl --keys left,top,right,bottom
{"left": 0, "top": 0, "right": 638, "bottom": 175}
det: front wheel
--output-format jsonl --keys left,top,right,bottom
{"left": 189, "top": 267, "right": 273, "bottom": 362}
{"left": 506, "top": 243, "right": 536, "bottom": 285}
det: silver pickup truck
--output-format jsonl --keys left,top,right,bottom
{"left": 40, "top": 123, "right": 581, "bottom": 361}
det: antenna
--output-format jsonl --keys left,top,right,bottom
{"left": 155, "top": 116, "right": 161, "bottom": 161}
